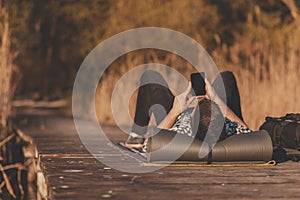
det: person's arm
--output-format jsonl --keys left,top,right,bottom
{"left": 158, "top": 82, "right": 194, "bottom": 129}
{"left": 197, "top": 81, "right": 249, "bottom": 128}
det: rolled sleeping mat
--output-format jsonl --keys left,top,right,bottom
{"left": 147, "top": 129, "right": 207, "bottom": 162}
{"left": 146, "top": 128, "right": 273, "bottom": 162}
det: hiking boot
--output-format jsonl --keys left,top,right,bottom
{"left": 125, "top": 132, "right": 145, "bottom": 148}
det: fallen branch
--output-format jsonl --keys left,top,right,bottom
{"left": 17, "top": 169, "right": 24, "bottom": 198}
{"left": 0, "top": 164, "right": 16, "bottom": 198}
{"left": 0, "top": 133, "right": 15, "bottom": 147}
{"left": 0, "top": 160, "right": 32, "bottom": 199}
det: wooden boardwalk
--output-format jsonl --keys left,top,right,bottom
{"left": 18, "top": 109, "right": 300, "bottom": 199}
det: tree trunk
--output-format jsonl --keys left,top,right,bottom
{"left": 0, "top": 2, "right": 28, "bottom": 199}
{"left": 0, "top": 0, "right": 13, "bottom": 127}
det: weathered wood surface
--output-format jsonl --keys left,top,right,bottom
{"left": 18, "top": 109, "right": 300, "bottom": 199}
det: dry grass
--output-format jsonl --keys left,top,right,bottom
{"left": 213, "top": 20, "right": 300, "bottom": 129}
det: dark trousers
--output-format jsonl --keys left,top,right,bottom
{"left": 131, "top": 70, "right": 243, "bottom": 136}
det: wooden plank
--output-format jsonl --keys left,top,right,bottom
{"left": 18, "top": 109, "right": 300, "bottom": 199}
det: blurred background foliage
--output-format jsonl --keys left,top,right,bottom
{"left": 5, "top": 0, "right": 300, "bottom": 129}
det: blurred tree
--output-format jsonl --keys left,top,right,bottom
{"left": 207, "top": 0, "right": 255, "bottom": 46}
{"left": 10, "top": 0, "right": 110, "bottom": 100}
{"left": 104, "top": 0, "right": 219, "bottom": 50}
{"left": 6, "top": 0, "right": 300, "bottom": 102}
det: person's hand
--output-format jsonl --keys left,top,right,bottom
{"left": 172, "top": 82, "right": 194, "bottom": 115}
{"left": 196, "top": 79, "right": 217, "bottom": 100}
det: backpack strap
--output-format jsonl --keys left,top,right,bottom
{"left": 295, "top": 124, "right": 300, "bottom": 151}
{"left": 274, "top": 118, "right": 292, "bottom": 147}
{"left": 273, "top": 123, "right": 284, "bottom": 147}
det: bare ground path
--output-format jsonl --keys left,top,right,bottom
{"left": 17, "top": 108, "right": 300, "bottom": 199}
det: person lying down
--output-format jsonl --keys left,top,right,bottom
{"left": 125, "top": 70, "right": 252, "bottom": 152}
